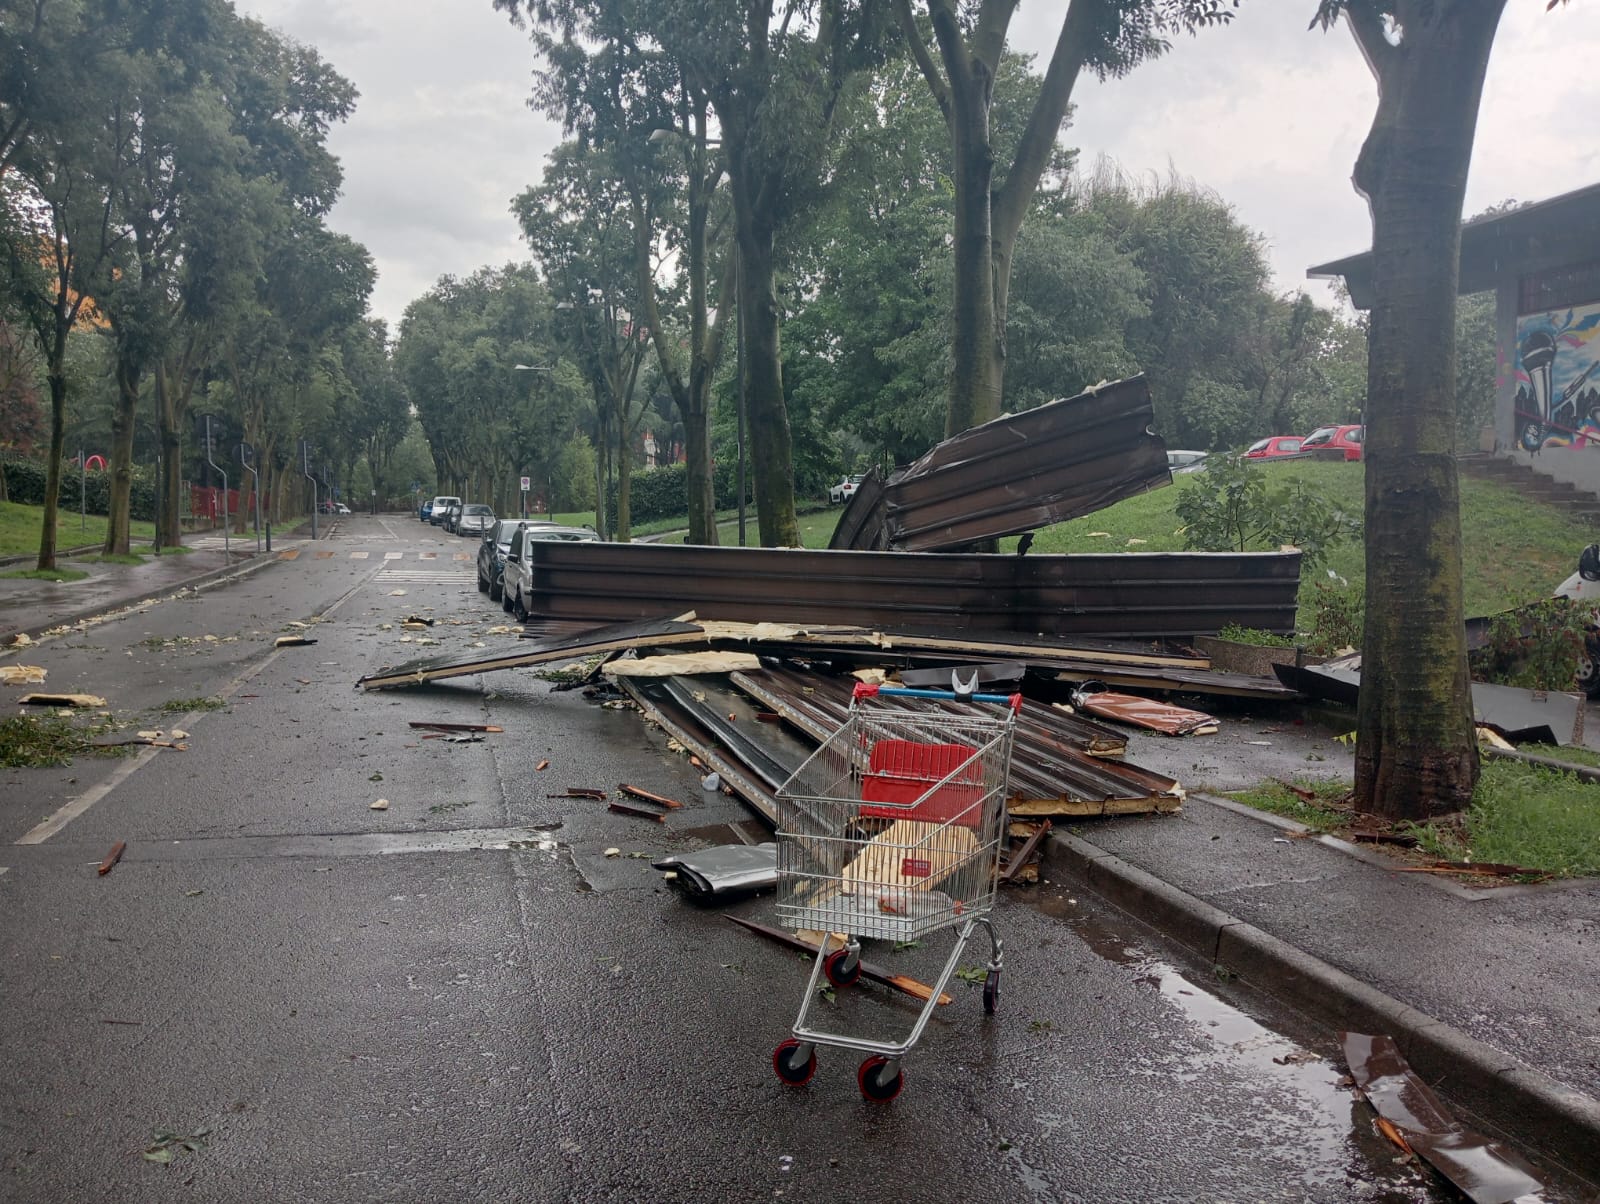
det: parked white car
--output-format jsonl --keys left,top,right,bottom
{"left": 829, "top": 474, "right": 865, "bottom": 504}
{"left": 502, "top": 523, "right": 601, "bottom": 621}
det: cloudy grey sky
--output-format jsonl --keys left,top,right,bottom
{"left": 239, "top": 0, "right": 1596, "bottom": 329}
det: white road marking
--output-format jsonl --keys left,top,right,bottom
{"left": 17, "top": 563, "right": 385, "bottom": 845}
{"left": 384, "top": 551, "right": 403, "bottom": 560}
{"left": 350, "top": 551, "right": 369, "bottom": 559}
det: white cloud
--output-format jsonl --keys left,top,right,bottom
{"left": 239, "top": 0, "right": 1597, "bottom": 327}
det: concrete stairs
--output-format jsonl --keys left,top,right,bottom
{"left": 1456, "top": 452, "right": 1600, "bottom": 521}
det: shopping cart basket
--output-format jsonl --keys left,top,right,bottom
{"left": 769, "top": 681, "right": 1020, "bottom": 1100}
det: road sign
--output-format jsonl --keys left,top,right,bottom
{"left": 520, "top": 476, "right": 531, "bottom": 492}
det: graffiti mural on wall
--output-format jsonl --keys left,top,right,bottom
{"left": 1515, "top": 299, "right": 1600, "bottom": 450}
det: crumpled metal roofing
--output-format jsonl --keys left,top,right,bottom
{"left": 831, "top": 375, "right": 1171, "bottom": 552}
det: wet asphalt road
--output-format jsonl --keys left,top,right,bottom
{"left": 0, "top": 514, "right": 1538, "bottom": 1202}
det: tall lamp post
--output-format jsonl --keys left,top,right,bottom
{"left": 513, "top": 364, "right": 554, "bottom": 520}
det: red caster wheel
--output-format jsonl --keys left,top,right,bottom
{"left": 773, "top": 1039, "right": 816, "bottom": 1086}
{"left": 857, "top": 1055, "right": 904, "bottom": 1102}
{"left": 824, "top": 947, "right": 862, "bottom": 988}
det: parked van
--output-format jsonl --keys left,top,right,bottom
{"left": 427, "top": 495, "right": 460, "bottom": 526}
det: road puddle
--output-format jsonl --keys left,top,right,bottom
{"left": 1039, "top": 899, "right": 1443, "bottom": 1200}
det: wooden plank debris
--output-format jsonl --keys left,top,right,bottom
{"left": 725, "top": 914, "right": 952, "bottom": 1006}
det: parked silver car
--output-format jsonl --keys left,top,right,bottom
{"left": 501, "top": 523, "right": 601, "bottom": 621}
{"left": 456, "top": 503, "right": 495, "bottom": 536}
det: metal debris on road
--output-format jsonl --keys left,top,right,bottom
{"left": 549, "top": 788, "right": 607, "bottom": 800}
{"left": 608, "top": 800, "right": 667, "bottom": 824}
{"left": 274, "top": 636, "right": 317, "bottom": 648}
{"left": 97, "top": 841, "right": 126, "bottom": 876}
{"left": 1066, "top": 684, "right": 1219, "bottom": 736}
{"left": 618, "top": 784, "right": 683, "bottom": 810}
{"left": 1341, "top": 1032, "right": 1547, "bottom": 1204}
{"left": 651, "top": 844, "right": 778, "bottom": 898}
{"left": 407, "top": 722, "right": 503, "bottom": 733}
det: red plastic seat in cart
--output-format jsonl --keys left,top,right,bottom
{"left": 858, "top": 740, "right": 982, "bottom": 827}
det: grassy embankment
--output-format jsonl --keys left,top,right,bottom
{"left": 0, "top": 499, "right": 177, "bottom": 580}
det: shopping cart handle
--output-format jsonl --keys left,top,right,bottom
{"left": 853, "top": 682, "right": 1023, "bottom": 713}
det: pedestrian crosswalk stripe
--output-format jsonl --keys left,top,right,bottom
{"left": 454, "top": 553, "right": 469, "bottom": 561}
{"left": 420, "top": 552, "right": 436, "bottom": 559}
{"left": 315, "top": 550, "right": 333, "bottom": 559}
{"left": 278, "top": 549, "right": 300, "bottom": 560}
{"left": 350, "top": 551, "right": 369, "bottom": 559}
{"left": 384, "top": 551, "right": 403, "bottom": 560}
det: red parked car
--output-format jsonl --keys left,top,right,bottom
{"left": 1300, "top": 424, "right": 1365, "bottom": 461}
{"left": 1244, "top": 435, "right": 1305, "bottom": 459}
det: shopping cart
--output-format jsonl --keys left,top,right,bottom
{"left": 769, "top": 680, "right": 1020, "bottom": 1101}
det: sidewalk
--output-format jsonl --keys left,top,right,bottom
{"left": 2, "top": 531, "right": 1597, "bottom": 1185}
{"left": 1048, "top": 785, "right": 1600, "bottom": 1185}
{"left": 0, "top": 531, "right": 300, "bottom": 645}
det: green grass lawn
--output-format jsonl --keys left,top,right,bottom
{"left": 1016, "top": 459, "right": 1595, "bottom": 622}
{"left": 1230, "top": 764, "right": 1600, "bottom": 878}
{"left": 0, "top": 500, "right": 159, "bottom": 559}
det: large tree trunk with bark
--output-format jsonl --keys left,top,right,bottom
{"left": 946, "top": 82, "right": 1002, "bottom": 437}
{"left": 155, "top": 359, "right": 184, "bottom": 550}
{"left": 736, "top": 216, "right": 799, "bottom": 548}
{"left": 1349, "top": 1, "right": 1506, "bottom": 820}
{"left": 36, "top": 345, "right": 67, "bottom": 571}
{"left": 103, "top": 356, "right": 139, "bottom": 556}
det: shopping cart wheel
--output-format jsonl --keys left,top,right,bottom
{"left": 773, "top": 1039, "right": 817, "bottom": 1086}
{"left": 982, "top": 969, "right": 1001, "bottom": 1016}
{"left": 824, "top": 948, "right": 862, "bottom": 988}
{"left": 857, "top": 1055, "right": 903, "bottom": 1103}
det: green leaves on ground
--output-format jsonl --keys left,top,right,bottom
{"left": 142, "top": 1128, "right": 210, "bottom": 1165}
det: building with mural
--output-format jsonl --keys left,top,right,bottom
{"left": 1309, "top": 183, "right": 1600, "bottom": 492}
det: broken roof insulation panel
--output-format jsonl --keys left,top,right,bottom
{"left": 881, "top": 375, "right": 1171, "bottom": 552}
{"left": 354, "top": 616, "right": 707, "bottom": 690}
{"left": 522, "top": 542, "right": 1302, "bottom": 640}
{"left": 1273, "top": 661, "right": 1585, "bottom": 745}
{"left": 730, "top": 665, "right": 1182, "bottom": 816}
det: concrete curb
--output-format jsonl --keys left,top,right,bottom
{"left": 1044, "top": 829, "right": 1600, "bottom": 1186}
{"left": 0, "top": 550, "right": 284, "bottom": 646}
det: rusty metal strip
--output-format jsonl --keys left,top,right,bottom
{"left": 1069, "top": 687, "right": 1219, "bottom": 736}
{"left": 524, "top": 542, "right": 1301, "bottom": 640}
{"left": 880, "top": 376, "right": 1171, "bottom": 552}
{"left": 829, "top": 467, "right": 890, "bottom": 551}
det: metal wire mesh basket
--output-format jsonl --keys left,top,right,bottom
{"left": 774, "top": 687, "right": 1017, "bottom": 941}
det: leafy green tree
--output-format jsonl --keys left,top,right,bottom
{"left": 515, "top": 144, "right": 650, "bottom": 539}
{"left": 891, "top": 0, "right": 1237, "bottom": 438}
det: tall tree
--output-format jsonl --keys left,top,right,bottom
{"left": 1312, "top": 0, "right": 1525, "bottom": 819}
{"left": 892, "top": 0, "right": 1236, "bottom": 436}
{"left": 500, "top": 3, "right": 733, "bottom": 544}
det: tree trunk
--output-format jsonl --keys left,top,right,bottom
{"left": 103, "top": 356, "right": 138, "bottom": 556}
{"left": 155, "top": 360, "right": 184, "bottom": 549}
{"left": 683, "top": 391, "right": 714, "bottom": 543}
{"left": 945, "top": 52, "right": 1002, "bottom": 437}
{"left": 616, "top": 449, "right": 632, "bottom": 542}
{"left": 36, "top": 346, "right": 67, "bottom": 572}
{"left": 737, "top": 221, "right": 799, "bottom": 547}
{"left": 1350, "top": 2, "right": 1506, "bottom": 820}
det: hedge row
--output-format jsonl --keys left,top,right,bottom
{"left": 1, "top": 457, "right": 158, "bottom": 521}
{"left": 604, "top": 460, "right": 751, "bottom": 529}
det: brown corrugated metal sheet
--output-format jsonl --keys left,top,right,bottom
{"left": 731, "top": 665, "right": 1183, "bottom": 817}
{"left": 829, "top": 467, "right": 889, "bottom": 551}
{"left": 522, "top": 542, "right": 1301, "bottom": 639}
{"left": 830, "top": 376, "right": 1170, "bottom": 552}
